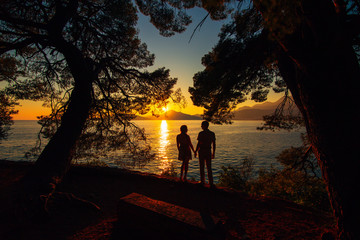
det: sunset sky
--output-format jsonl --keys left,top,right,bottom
{"left": 13, "top": 7, "right": 282, "bottom": 120}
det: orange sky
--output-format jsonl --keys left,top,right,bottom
{"left": 13, "top": 91, "right": 282, "bottom": 120}
{"left": 11, "top": 8, "right": 283, "bottom": 120}
{"left": 13, "top": 100, "right": 51, "bottom": 120}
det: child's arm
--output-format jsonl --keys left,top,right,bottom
{"left": 176, "top": 135, "right": 180, "bottom": 151}
{"left": 188, "top": 135, "right": 195, "bottom": 153}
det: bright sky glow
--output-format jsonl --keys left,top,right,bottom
{"left": 12, "top": 6, "right": 282, "bottom": 120}
{"left": 137, "top": 7, "right": 282, "bottom": 115}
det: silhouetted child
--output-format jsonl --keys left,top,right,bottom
{"left": 176, "top": 125, "right": 195, "bottom": 181}
{"left": 195, "top": 121, "right": 216, "bottom": 187}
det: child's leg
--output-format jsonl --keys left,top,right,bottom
{"left": 183, "top": 159, "right": 189, "bottom": 180}
{"left": 180, "top": 160, "right": 184, "bottom": 180}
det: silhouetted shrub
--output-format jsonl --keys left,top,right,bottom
{"left": 160, "top": 163, "right": 178, "bottom": 178}
{"left": 218, "top": 146, "right": 330, "bottom": 212}
{"left": 249, "top": 167, "right": 330, "bottom": 211}
{"left": 218, "top": 156, "right": 254, "bottom": 191}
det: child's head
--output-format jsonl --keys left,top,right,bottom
{"left": 180, "top": 125, "right": 188, "bottom": 133}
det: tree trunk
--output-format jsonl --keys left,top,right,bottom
{"left": 23, "top": 83, "right": 92, "bottom": 196}
{"left": 21, "top": 43, "right": 94, "bottom": 202}
{"left": 273, "top": 0, "right": 360, "bottom": 238}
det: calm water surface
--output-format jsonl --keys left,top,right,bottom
{"left": 0, "top": 120, "right": 305, "bottom": 183}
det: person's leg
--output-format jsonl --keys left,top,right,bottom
{"left": 180, "top": 160, "right": 184, "bottom": 181}
{"left": 199, "top": 156, "right": 205, "bottom": 184}
{"left": 205, "top": 158, "right": 214, "bottom": 186}
{"left": 184, "top": 158, "right": 189, "bottom": 181}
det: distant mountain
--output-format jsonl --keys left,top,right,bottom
{"left": 233, "top": 97, "right": 299, "bottom": 120}
{"left": 136, "top": 110, "right": 202, "bottom": 120}
{"left": 135, "top": 98, "right": 299, "bottom": 121}
{"left": 236, "top": 98, "right": 283, "bottom": 111}
{"left": 162, "top": 110, "right": 202, "bottom": 120}
{"left": 233, "top": 99, "right": 281, "bottom": 120}
{"left": 233, "top": 108, "right": 275, "bottom": 120}
{"left": 134, "top": 115, "right": 150, "bottom": 120}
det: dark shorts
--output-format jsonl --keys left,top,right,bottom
{"left": 199, "top": 150, "right": 211, "bottom": 160}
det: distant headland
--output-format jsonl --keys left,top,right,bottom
{"left": 137, "top": 98, "right": 294, "bottom": 121}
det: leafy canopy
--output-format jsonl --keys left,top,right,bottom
{"left": 189, "top": 5, "right": 282, "bottom": 124}
{"left": 0, "top": 56, "right": 19, "bottom": 142}
{"left": 0, "top": 0, "right": 204, "bottom": 164}
{"left": 189, "top": 0, "right": 360, "bottom": 125}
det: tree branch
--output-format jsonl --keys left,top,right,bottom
{"left": 0, "top": 38, "right": 35, "bottom": 55}
{"left": 0, "top": 10, "right": 46, "bottom": 30}
{"left": 347, "top": 14, "right": 360, "bottom": 39}
{"left": 47, "top": 0, "right": 79, "bottom": 36}
{"left": 188, "top": 13, "right": 209, "bottom": 43}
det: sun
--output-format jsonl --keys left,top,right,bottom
{"left": 162, "top": 106, "right": 168, "bottom": 112}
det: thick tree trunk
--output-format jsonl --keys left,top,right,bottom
{"left": 23, "top": 81, "right": 92, "bottom": 196}
{"left": 273, "top": 1, "right": 360, "bottom": 238}
{"left": 21, "top": 43, "right": 94, "bottom": 201}
{"left": 12, "top": 0, "right": 98, "bottom": 219}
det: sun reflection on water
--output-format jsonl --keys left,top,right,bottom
{"left": 159, "top": 120, "right": 170, "bottom": 171}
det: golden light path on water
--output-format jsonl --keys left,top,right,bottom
{"left": 159, "top": 120, "right": 171, "bottom": 171}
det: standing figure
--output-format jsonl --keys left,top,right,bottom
{"left": 195, "top": 121, "right": 216, "bottom": 187}
{"left": 176, "top": 125, "right": 195, "bottom": 181}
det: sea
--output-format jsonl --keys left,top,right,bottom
{"left": 0, "top": 120, "right": 305, "bottom": 183}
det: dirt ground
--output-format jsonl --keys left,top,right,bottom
{"left": 0, "top": 160, "right": 336, "bottom": 240}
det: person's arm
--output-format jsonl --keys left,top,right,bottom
{"left": 195, "top": 134, "right": 200, "bottom": 158}
{"left": 194, "top": 142, "right": 199, "bottom": 158}
{"left": 212, "top": 134, "right": 216, "bottom": 159}
{"left": 188, "top": 135, "right": 195, "bottom": 153}
{"left": 176, "top": 135, "right": 180, "bottom": 151}
{"left": 195, "top": 142, "right": 200, "bottom": 152}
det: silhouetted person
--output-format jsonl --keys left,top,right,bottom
{"left": 176, "top": 125, "right": 195, "bottom": 182}
{"left": 195, "top": 121, "right": 216, "bottom": 187}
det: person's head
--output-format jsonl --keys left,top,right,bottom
{"left": 201, "top": 121, "right": 209, "bottom": 130}
{"left": 180, "top": 125, "right": 188, "bottom": 133}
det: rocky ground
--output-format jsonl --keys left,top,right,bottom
{"left": 0, "top": 160, "right": 336, "bottom": 239}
